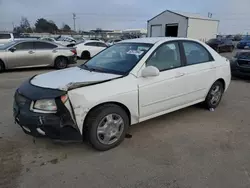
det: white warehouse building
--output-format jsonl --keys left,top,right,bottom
{"left": 147, "top": 10, "right": 219, "bottom": 42}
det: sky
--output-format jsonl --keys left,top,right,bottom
{"left": 0, "top": 0, "right": 250, "bottom": 34}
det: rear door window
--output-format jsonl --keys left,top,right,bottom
{"left": 97, "top": 42, "right": 107, "bottom": 47}
{"left": 182, "top": 41, "right": 213, "bottom": 65}
{"left": 34, "top": 42, "right": 57, "bottom": 49}
{"left": 0, "top": 34, "right": 11, "bottom": 39}
{"left": 85, "top": 42, "right": 98, "bottom": 47}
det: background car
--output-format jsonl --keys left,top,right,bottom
{"left": 233, "top": 34, "right": 242, "bottom": 41}
{"left": 237, "top": 36, "right": 250, "bottom": 49}
{"left": 0, "top": 40, "right": 77, "bottom": 72}
{"left": 230, "top": 50, "right": 250, "bottom": 77}
{"left": 0, "top": 33, "right": 14, "bottom": 45}
{"left": 74, "top": 40, "right": 107, "bottom": 59}
{"left": 40, "top": 37, "right": 73, "bottom": 47}
{"left": 106, "top": 39, "right": 122, "bottom": 46}
{"left": 206, "top": 38, "right": 234, "bottom": 53}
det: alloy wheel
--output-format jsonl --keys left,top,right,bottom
{"left": 97, "top": 114, "right": 125, "bottom": 145}
{"left": 210, "top": 85, "right": 222, "bottom": 106}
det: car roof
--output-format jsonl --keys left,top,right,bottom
{"left": 12, "top": 40, "right": 66, "bottom": 47}
{"left": 119, "top": 37, "right": 200, "bottom": 44}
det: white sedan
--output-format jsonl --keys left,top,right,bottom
{"left": 14, "top": 37, "right": 231, "bottom": 151}
{"left": 40, "top": 37, "right": 75, "bottom": 47}
{"left": 74, "top": 40, "right": 107, "bottom": 59}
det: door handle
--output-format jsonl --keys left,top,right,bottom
{"left": 52, "top": 50, "right": 57, "bottom": 53}
{"left": 28, "top": 51, "right": 35, "bottom": 54}
{"left": 175, "top": 73, "right": 185, "bottom": 78}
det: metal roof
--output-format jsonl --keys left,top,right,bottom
{"left": 148, "top": 10, "right": 219, "bottom": 22}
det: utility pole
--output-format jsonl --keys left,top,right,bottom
{"left": 208, "top": 12, "right": 213, "bottom": 18}
{"left": 73, "top": 13, "right": 76, "bottom": 31}
{"left": 12, "top": 22, "right": 15, "bottom": 31}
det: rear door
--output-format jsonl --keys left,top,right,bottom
{"left": 179, "top": 41, "right": 216, "bottom": 101}
{"left": 96, "top": 42, "right": 107, "bottom": 52}
{"left": 34, "top": 41, "right": 58, "bottom": 66}
{"left": 5, "top": 41, "right": 35, "bottom": 68}
{"left": 85, "top": 42, "right": 104, "bottom": 56}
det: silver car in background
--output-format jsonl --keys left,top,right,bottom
{"left": 0, "top": 40, "right": 77, "bottom": 72}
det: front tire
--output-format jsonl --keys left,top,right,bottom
{"left": 54, "top": 57, "right": 68, "bottom": 69}
{"left": 85, "top": 104, "right": 129, "bottom": 151}
{"left": 204, "top": 81, "right": 224, "bottom": 109}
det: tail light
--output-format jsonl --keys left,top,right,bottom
{"left": 71, "top": 49, "right": 77, "bottom": 55}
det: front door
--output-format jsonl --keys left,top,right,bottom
{"left": 6, "top": 41, "right": 35, "bottom": 68}
{"left": 138, "top": 41, "right": 188, "bottom": 119}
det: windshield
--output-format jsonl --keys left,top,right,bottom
{"left": 80, "top": 43, "right": 153, "bottom": 75}
{"left": 235, "top": 52, "right": 250, "bottom": 59}
{"left": 0, "top": 41, "right": 16, "bottom": 50}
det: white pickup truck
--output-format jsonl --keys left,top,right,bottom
{"left": 0, "top": 33, "right": 38, "bottom": 45}
{"left": 0, "top": 33, "right": 14, "bottom": 45}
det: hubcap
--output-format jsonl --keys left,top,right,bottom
{"left": 57, "top": 59, "right": 66, "bottom": 68}
{"left": 210, "top": 85, "right": 222, "bottom": 105}
{"left": 97, "top": 114, "right": 124, "bottom": 145}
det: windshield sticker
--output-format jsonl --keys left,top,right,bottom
{"left": 126, "top": 50, "right": 144, "bottom": 56}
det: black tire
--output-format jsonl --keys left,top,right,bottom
{"left": 81, "top": 51, "right": 91, "bottom": 60}
{"left": 204, "top": 81, "right": 224, "bottom": 109}
{"left": 85, "top": 104, "right": 129, "bottom": 151}
{"left": 54, "top": 57, "right": 68, "bottom": 69}
{"left": 0, "top": 60, "right": 5, "bottom": 73}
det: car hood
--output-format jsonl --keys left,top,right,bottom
{"left": 30, "top": 67, "right": 122, "bottom": 91}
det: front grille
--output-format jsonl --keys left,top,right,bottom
{"left": 15, "top": 91, "right": 31, "bottom": 107}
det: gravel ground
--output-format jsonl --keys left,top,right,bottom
{"left": 1, "top": 54, "right": 250, "bottom": 188}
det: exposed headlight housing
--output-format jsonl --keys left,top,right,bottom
{"left": 32, "top": 99, "right": 57, "bottom": 113}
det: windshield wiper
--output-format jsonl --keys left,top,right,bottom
{"left": 80, "top": 64, "right": 106, "bottom": 73}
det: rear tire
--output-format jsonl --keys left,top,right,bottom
{"left": 54, "top": 57, "right": 68, "bottom": 69}
{"left": 85, "top": 104, "right": 129, "bottom": 151}
{"left": 81, "top": 51, "right": 91, "bottom": 60}
{"left": 0, "top": 61, "right": 5, "bottom": 73}
{"left": 204, "top": 81, "right": 224, "bottom": 109}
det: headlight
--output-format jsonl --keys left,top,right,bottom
{"left": 33, "top": 99, "right": 57, "bottom": 112}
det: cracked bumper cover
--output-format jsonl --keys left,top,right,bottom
{"left": 13, "top": 79, "right": 82, "bottom": 140}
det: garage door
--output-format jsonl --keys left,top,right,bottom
{"left": 151, "top": 25, "right": 162, "bottom": 37}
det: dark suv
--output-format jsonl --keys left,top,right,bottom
{"left": 230, "top": 51, "right": 250, "bottom": 77}
{"left": 206, "top": 38, "right": 234, "bottom": 53}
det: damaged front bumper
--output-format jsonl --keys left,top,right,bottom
{"left": 13, "top": 80, "right": 82, "bottom": 141}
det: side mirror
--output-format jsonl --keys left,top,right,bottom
{"left": 9, "top": 47, "right": 16, "bottom": 52}
{"left": 141, "top": 66, "right": 160, "bottom": 77}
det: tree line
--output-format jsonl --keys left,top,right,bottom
{"left": 14, "top": 17, "right": 72, "bottom": 34}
